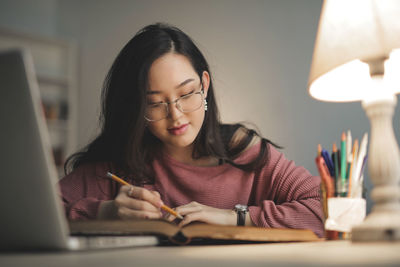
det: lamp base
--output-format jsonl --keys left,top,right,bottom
{"left": 351, "top": 95, "right": 400, "bottom": 242}
{"left": 351, "top": 210, "right": 400, "bottom": 241}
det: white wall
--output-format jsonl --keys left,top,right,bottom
{"left": 0, "top": 0, "right": 58, "bottom": 36}
{"left": 2, "top": 0, "right": 400, "bottom": 212}
{"left": 57, "top": 0, "right": 328, "bottom": 154}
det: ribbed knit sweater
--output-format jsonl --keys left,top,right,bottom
{"left": 59, "top": 143, "right": 324, "bottom": 237}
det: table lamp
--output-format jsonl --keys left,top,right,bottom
{"left": 308, "top": 0, "right": 400, "bottom": 241}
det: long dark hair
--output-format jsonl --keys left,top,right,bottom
{"left": 65, "top": 23, "right": 277, "bottom": 185}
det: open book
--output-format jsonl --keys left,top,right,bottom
{"left": 69, "top": 219, "right": 320, "bottom": 245}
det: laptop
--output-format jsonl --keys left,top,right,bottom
{"left": 0, "top": 49, "right": 159, "bottom": 250}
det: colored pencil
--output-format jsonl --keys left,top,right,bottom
{"left": 346, "top": 130, "right": 352, "bottom": 179}
{"left": 340, "top": 132, "right": 347, "bottom": 196}
{"left": 348, "top": 139, "right": 359, "bottom": 197}
{"left": 340, "top": 133, "right": 347, "bottom": 181}
{"left": 316, "top": 156, "right": 335, "bottom": 198}
{"left": 317, "top": 144, "right": 322, "bottom": 157}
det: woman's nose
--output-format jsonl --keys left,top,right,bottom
{"left": 168, "top": 101, "right": 183, "bottom": 120}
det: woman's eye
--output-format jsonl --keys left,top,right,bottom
{"left": 147, "top": 98, "right": 162, "bottom": 104}
{"left": 148, "top": 103, "right": 161, "bottom": 109}
{"left": 181, "top": 90, "right": 195, "bottom": 97}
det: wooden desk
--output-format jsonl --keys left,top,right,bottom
{"left": 1, "top": 240, "right": 399, "bottom": 267}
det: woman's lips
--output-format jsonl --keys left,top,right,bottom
{"left": 168, "top": 124, "right": 189, "bottom": 135}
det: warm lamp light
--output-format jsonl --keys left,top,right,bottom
{"left": 309, "top": 0, "right": 400, "bottom": 241}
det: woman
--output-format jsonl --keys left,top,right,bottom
{"left": 60, "top": 23, "right": 324, "bottom": 237}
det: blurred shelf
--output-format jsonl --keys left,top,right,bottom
{"left": 37, "top": 75, "right": 69, "bottom": 88}
{"left": 0, "top": 28, "right": 78, "bottom": 179}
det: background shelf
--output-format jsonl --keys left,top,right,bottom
{"left": 0, "top": 27, "right": 78, "bottom": 178}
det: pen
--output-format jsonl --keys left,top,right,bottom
{"left": 321, "top": 149, "right": 334, "bottom": 177}
{"left": 106, "top": 172, "right": 184, "bottom": 219}
{"left": 353, "top": 155, "right": 368, "bottom": 198}
{"left": 359, "top": 155, "right": 368, "bottom": 181}
{"left": 332, "top": 143, "right": 339, "bottom": 196}
{"left": 354, "top": 133, "right": 368, "bottom": 185}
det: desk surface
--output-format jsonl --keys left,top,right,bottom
{"left": 1, "top": 240, "right": 400, "bottom": 267}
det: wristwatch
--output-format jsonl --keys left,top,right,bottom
{"left": 233, "top": 204, "right": 248, "bottom": 226}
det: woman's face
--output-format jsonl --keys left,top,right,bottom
{"left": 146, "top": 53, "right": 210, "bottom": 153}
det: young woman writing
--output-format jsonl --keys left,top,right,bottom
{"left": 59, "top": 23, "right": 324, "bottom": 237}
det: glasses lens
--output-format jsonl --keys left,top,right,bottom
{"left": 178, "top": 92, "right": 203, "bottom": 113}
{"left": 145, "top": 104, "right": 167, "bottom": 121}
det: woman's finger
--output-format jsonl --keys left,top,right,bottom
{"left": 164, "top": 212, "right": 175, "bottom": 222}
{"left": 175, "top": 201, "right": 203, "bottom": 215}
{"left": 151, "top": 190, "right": 161, "bottom": 198}
{"left": 120, "top": 185, "right": 164, "bottom": 209}
{"left": 178, "top": 211, "right": 206, "bottom": 227}
{"left": 117, "top": 206, "right": 162, "bottom": 220}
{"left": 115, "top": 186, "right": 161, "bottom": 214}
{"left": 123, "top": 197, "right": 161, "bottom": 213}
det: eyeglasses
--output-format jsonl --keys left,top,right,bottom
{"left": 144, "top": 85, "right": 205, "bottom": 122}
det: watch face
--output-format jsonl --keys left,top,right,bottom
{"left": 235, "top": 204, "right": 248, "bottom": 211}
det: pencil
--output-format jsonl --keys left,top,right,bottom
{"left": 317, "top": 144, "right": 322, "bottom": 157}
{"left": 346, "top": 130, "right": 352, "bottom": 179}
{"left": 348, "top": 139, "right": 358, "bottom": 197}
{"left": 315, "top": 156, "right": 335, "bottom": 198}
{"left": 316, "top": 156, "right": 328, "bottom": 218}
{"left": 106, "top": 172, "right": 183, "bottom": 219}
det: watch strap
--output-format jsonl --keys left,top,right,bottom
{"left": 237, "top": 209, "right": 246, "bottom": 226}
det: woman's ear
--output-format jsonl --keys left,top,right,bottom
{"left": 201, "top": 71, "right": 210, "bottom": 98}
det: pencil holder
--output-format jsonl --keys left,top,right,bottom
{"left": 324, "top": 197, "right": 366, "bottom": 237}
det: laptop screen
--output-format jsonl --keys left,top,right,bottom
{"left": 0, "top": 49, "right": 71, "bottom": 250}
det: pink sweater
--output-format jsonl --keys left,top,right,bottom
{"left": 59, "top": 143, "right": 324, "bottom": 237}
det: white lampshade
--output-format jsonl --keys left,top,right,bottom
{"left": 308, "top": 0, "right": 400, "bottom": 102}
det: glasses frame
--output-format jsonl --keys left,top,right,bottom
{"left": 144, "top": 84, "right": 205, "bottom": 122}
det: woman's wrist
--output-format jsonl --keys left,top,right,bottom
{"left": 245, "top": 212, "right": 255, "bottom": 226}
{"left": 228, "top": 209, "right": 237, "bottom": 225}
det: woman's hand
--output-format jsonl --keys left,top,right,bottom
{"left": 166, "top": 201, "right": 237, "bottom": 227}
{"left": 113, "top": 185, "right": 164, "bottom": 220}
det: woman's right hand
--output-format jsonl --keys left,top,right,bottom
{"left": 113, "top": 185, "right": 164, "bottom": 220}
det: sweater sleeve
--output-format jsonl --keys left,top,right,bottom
{"left": 248, "top": 144, "right": 324, "bottom": 237}
{"left": 58, "top": 162, "right": 118, "bottom": 220}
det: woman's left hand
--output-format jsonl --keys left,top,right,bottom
{"left": 165, "top": 201, "right": 236, "bottom": 227}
